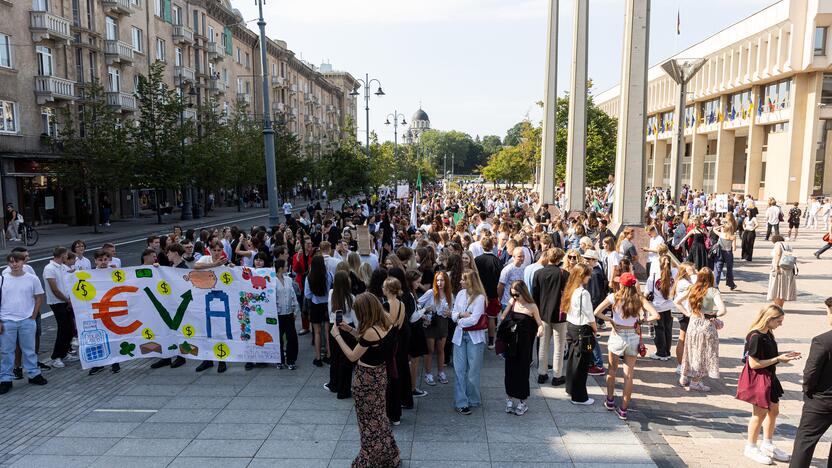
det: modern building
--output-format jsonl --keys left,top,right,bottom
{"left": 596, "top": 0, "right": 832, "bottom": 203}
{"left": 0, "top": 0, "right": 357, "bottom": 225}
{"left": 404, "top": 107, "right": 430, "bottom": 144}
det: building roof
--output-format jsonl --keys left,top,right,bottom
{"left": 412, "top": 108, "right": 429, "bottom": 122}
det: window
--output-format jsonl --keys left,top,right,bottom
{"left": 236, "top": 77, "right": 243, "bottom": 94}
{"left": 172, "top": 5, "right": 181, "bottom": 24}
{"left": 154, "top": 0, "right": 162, "bottom": 16}
{"left": 0, "top": 34, "right": 11, "bottom": 69}
{"left": 74, "top": 48, "right": 83, "bottom": 82}
{"left": 155, "top": 38, "right": 165, "bottom": 61}
{"left": 236, "top": 47, "right": 241, "bottom": 64}
{"left": 222, "top": 67, "right": 227, "bottom": 84}
{"left": 105, "top": 16, "right": 117, "bottom": 40}
{"left": 244, "top": 52, "right": 249, "bottom": 69}
{"left": 32, "top": 0, "right": 48, "bottom": 11}
{"left": 175, "top": 47, "right": 182, "bottom": 66}
{"left": 762, "top": 78, "right": 791, "bottom": 113}
{"left": 88, "top": 50, "right": 97, "bottom": 82}
{"left": 133, "top": 75, "right": 139, "bottom": 91}
{"left": 131, "top": 27, "right": 143, "bottom": 52}
{"left": 0, "top": 101, "right": 18, "bottom": 133}
{"left": 815, "top": 26, "right": 827, "bottom": 56}
{"left": 646, "top": 115, "right": 657, "bottom": 135}
{"left": 71, "top": 0, "right": 80, "bottom": 26}
{"left": 727, "top": 89, "right": 752, "bottom": 120}
{"left": 659, "top": 110, "right": 674, "bottom": 132}
{"left": 701, "top": 98, "right": 721, "bottom": 124}
{"left": 245, "top": 80, "right": 250, "bottom": 94}
{"left": 107, "top": 66, "right": 120, "bottom": 92}
{"left": 41, "top": 107, "right": 57, "bottom": 137}
{"left": 36, "top": 46, "right": 53, "bottom": 76}
{"left": 209, "top": 25, "right": 215, "bottom": 42}
{"left": 85, "top": 0, "right": 94, "bottom": 29}
{"left": 192, "top": 10, "right": 199, "bottom": 34}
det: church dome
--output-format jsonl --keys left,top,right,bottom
{"left": 412, "top": 108, "right": 429, "bottom": 122}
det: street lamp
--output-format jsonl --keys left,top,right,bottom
{"left": 255, "top": 0, "right": 280, "bottom": 227}
{"left": 385, "top": 111, "right": 406, "bottom": 159}
{"left": 350, "top": 73, "right": 384, "bottom": 156}
{"left": 178, "top": 72, "right": 197, "bottom": 221}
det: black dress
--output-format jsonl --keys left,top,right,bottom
{"left": 746, "top": 330, "right": 784, "bottom": 403}
{"left": 503, "top": 312, "right": 537, "bottom": 400}
{"left": 687, "top": 231, "right": 708, "bottom": 270}
{"left": 406, "top": 292, "right": 428, "bottom": 358}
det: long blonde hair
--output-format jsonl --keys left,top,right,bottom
{"left": 670, "top": 262, "right": 695, "bottom": 299}
{"left": 561, "top": 264, "right": 591, "bottom": 313}
{"left": 354, "top": 292, "right": 391, "bottom": 335}
{"left": 748, "top": 304, "right": 784, "bottom": 335}
{"left": 687, "top": 267, "right": 715, "bottom": 317}
{"left": 463, "top": 270, "right": 486, "bottom": 305}
{"left": 614, "top": 284, "right": 642, "bottom": 320}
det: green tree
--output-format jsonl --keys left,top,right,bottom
{"left": 52, "top": 82, "right": 132, "bottom": 232}
{"left": 553, "top": 92, "right": 618, "bottom": 187}
{"left": 481, "top": 134, "right": 503, "bottom": 157}
{"left": 503, "top": 121, "right": 526, "bottom": 146}
{"left": 481, "top": 145, "right": 534, "bottom": 185}
{"left": 224, "top": 102, "right": 264, "bottom": 211}
{"left": 418, "top": 130, "right": 485, "bottom": 174}
{"left": 318, "top": 125, "right": 370, "bottom": 200}
{"left": 188, "top": 97, "right": 230, "bottom": 214}
{"left": 274, "top": 123, "right": 306, "bottom": 200}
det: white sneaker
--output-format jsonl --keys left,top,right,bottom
{"left": 744, "top": 445, "right": 773, "bottom": 465}
{"left": 70, "top": 337, "right": 79, "bottom": 348}
{"left": 571, "top": 398, "right": 595, "bottom": 406}
{"left": 64, "top": 354, "right": 79, "bottom": 362}
{"left": 51, "top": 358, "right": 65, "bottom": 368}
{"left": 514, "top": 401, "right": 528, "bottom": 415}
{"left": 675, "top": 364, "right": 682, "bottom": 375}
{"left": 505, "top": 398, "right": 514, "bottom": 414}
{"left": 648, "top": 353, "right": 669, "bottom": 361}
{"left": 424, "top": 373, "right": 436, "bottom": 386}
{"left": 438, "top": 372, "right": 448, "bottom": 384}
{"left": 760, "top": 443, "right": 790, "bottom": 462}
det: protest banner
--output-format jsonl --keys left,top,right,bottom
{"left": 715, "top": 194, "right": 729, "bottom": 213}
{"left": 356, "top": 225, "right": 372, "bottom": 255}
{"left": 69, "top": 266, "right": 281, "bottom": 368}
{"left": 396, "top": 183, "right": 409, "bottom": 199}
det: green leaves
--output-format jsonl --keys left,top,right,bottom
{"left": 119, "top": 342, "right": 136, "bottom": 357}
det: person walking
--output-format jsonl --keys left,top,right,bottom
{"left": 675, "top": 268, "right": 726, "bottom": 392}
{"left": 562, "top": 264, "right": 597, "bottom": 405}
{"left": 647, "top": 255, "right": 677, "bottom": 361}
{"left": 330, "top": 293, "right": 400, "bottom": 468}
{"left": 789, "top": 297, "right": 832, "bottom": 467}
{"left": 451, "top": 270, "right": 487, "bottom": 415}
{"left": 713, "top": 224, "right": 738, "bottom": 290}
{"left": 499, "top": 281, "right": 543, "bottom": 415}
{"left": 813, "top": 221, "right": 832, "bottom": 259}
{"left": 742, "top": 209, "right": 758, "bottom": 261}
{"left": 787, "top": 202, "right": 802, "bottom": 241}
{"left": 273, "top": 259, "right": 299, "bottom": 370}
{"left": 593, "top": 272, "right": 659, "bottom": 420}
{"left": 765, "top": 198, "right": 782, "bottom": 241}
{"left": 766, "top": 235, "right": 796, "bottom": 308}
{"left": 532, "top": 248, "right": 569, "bottom": 386}
{"left": 739, "top": 304, "right": 798, "bottom": 465}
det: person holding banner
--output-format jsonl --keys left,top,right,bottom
{"left": 192, "top": 241, "right": 232, "bottom": 374}
{"left": 87, "top": 250, "right": 122, "bottom": 376}
{"left": 149, "top": 243, "right": 189, "bottom": 369}
{"left": 274, "top": 259, "right": 299, "bottom": 370}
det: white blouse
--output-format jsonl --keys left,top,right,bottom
{"left": 566, "top": 287, "right": 594, "bottom": 326}
{"left": 451, "top": 289, "right": 486, "bottom": 346}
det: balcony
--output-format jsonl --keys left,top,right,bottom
{"left": 172, "top": 25, "right": 194, "bottom": 45}
{"left": 208, "top": 77, "right": 227, "bottom": 94}
{"left": 105, "top": 91, "right": 136, "bottom": 112}
{"left": 101, "top": 0, "right": 132, "bottom": 16}
{"left": 34, "top": 75, "right": 76, "bottom": 104}
{"left": 174, "top": 65, "right": 195, "bottom": 84}
{"left": 206, "top": 42, "right": 224, "bottom": 61}
{"left": 271, "top": 76, "right": 286, "bottom": 88}
{"left": 273, "top": 102, "right": 285, "bottom": 113}
{"left": 236, "top": 93, "right": 251, "bottom": 105}
{"left": 289, "top": 84, "right": 298, "bottom": 94}
{"left": 29, "top": 10, "right": 71, "bottom": 43}
{"left": 104, "top": 39, "right": 134, "bottom": 64}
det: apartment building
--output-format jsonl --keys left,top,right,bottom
{"left": 0, "top": 0, "right": 357, "bottom": 225}
{"left": 596, "top": 0, "right": 832, "bottom": 203}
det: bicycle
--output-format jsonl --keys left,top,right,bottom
{"left": 18, "top": 223, "right": 39, "bottom": 247}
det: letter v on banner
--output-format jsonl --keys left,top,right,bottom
{"left": 143, "top": 288, "right": 194, "bottom": 330}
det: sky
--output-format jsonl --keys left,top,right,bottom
{"left": 235, "top": 0, "right": 777, "bottom": 143}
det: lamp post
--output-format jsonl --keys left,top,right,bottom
{"left": 384, "top": 111, "right": 406, "bottom": 159}
{"left": 178, "top": 72, "right": 197, "bottom": 221}
{"left": 255, "top": 0, "right": 280, "bottom": 228}
{"left": 350, "top": 73, "right": 384, "bottom": 156}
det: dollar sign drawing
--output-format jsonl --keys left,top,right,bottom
{"left": 224, "top": 273, "right": 231, "bottom": 284}
{"left": 78, "top": 282, "right": 88, "bottom": 297}
{"left": 114, "top": 271, "right": 122, "bottom": 281}
{"left": 184, "top": 326, "right": 193, "bottom": 337}
{"left": 144, "top": 329, "right": 152, "bottom": 339}
{"left": 217, "top": 344, "right": 227, "bottom": 358}
{"left": 161, "top": 282, "right": 169, "bottom": 294}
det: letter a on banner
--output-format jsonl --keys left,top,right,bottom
{"left": 205, "top": 290, "right": 232, "bottom": 339}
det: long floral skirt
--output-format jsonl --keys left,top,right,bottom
{"left": 352, "top": 365, "right": 400, "bottom": 468}
{"left": 681, "top": 316, "right": 720, "bottom": 380}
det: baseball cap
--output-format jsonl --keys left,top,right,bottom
{"left": 619, "top": 272, "right": 637, "bottom": 287}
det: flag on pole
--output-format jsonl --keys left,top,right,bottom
{"left": 409, "top": 191, "right": 418, "bottom": 228}
{"left": 416, "top": 168, "right": 422, "bottom": 193}
{"left": 676, "top": 9, "right": 681, "bottom": 35}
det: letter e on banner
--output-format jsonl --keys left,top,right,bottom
{"left": 92, "top": 286, "right": 143, "bottom": 335}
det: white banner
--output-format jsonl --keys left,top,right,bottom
{"left": 396, "top": 183, "right": 410, "bottom": 199}
{"left": 715, "top": 194, "right": 729, "bottom": 213}
{"left": 69, "top": 266, "right": 281, "bottom": 368}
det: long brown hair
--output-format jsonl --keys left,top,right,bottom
{"left": 432, "top": 271, "right": 453, "bottom": 308}
{"left": 670, "top": 261, "right": 695, "bottom": 299}
{"left": 510, "top": 280, "right": 534, "bottom": 305}
{"left": 463, "top": 270, "right": 486, "bottom": 305}
{"left": 614, "top": 284, "right": 642, "bottom": 320}
{"left": 354, "top": 292, "right": 391, "bottom": 335}
{"left": 561, "top": 264, "right": 591, "bottom": 313}
{"left": 657, "top": 255, "right": 673, "bottom": 298}
{"left": 331, "top": 271, "right": 353, "bottom": 313}
{"left": 688, "top": 267, "right": 715, "bottom": 317}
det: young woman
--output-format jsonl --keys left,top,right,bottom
{"left": 329, "top": 293, "right": 400, "bottom": 467}
{"left": 564, "top": 249, "right": 581, "bottom": 271}
{"left": 326, "top": 271, "right": 356, "bottom": 399}
{"left": 647, "top": 255, "right": 677, "bottom": 361}
{"left": 766, "top": 235, "right": 796, "bottom": 308}
{"left": 304, "top": 254, "right": 333, "bottom": 367}
{"left": 500, "top": 280, "right": 543, "bottom": 415}
{"left": 346, "top": 252, "right": 367, "bottom": 296}
{"left": 676, "top": 217, "right": 708, "bottom": 270}
{"left": 406, "top": 269, "right": 429, "bottom": 399}
{"left": 713, "top": 224, "right": 738, "bottom": 290}
{"left": 382, "top": 277, "right": 405, "bottom": 425}
{"left": 593, "top": 272, "right": 660, "bottom": 420}
{"left": 418, "top": 271, "right": 453, "bottom": 386}
{"left": 274, "top": 259, "right": 299, "bottom": 370}
{"left": 741, "top": 208, "right": 758, "bottom": 261}
{"left": 562, "top": 264, "right": 597, "bottom": 405}
{"left": 70, "top": 240, "right": 92, "bottom": 271}
{"left": 617, "top": 227, "right": 639, "bottom": 264}
{"left": 674, "top": 268, "right": 727, "bottom": 391}
{"left": 292, "top": 237, "right": 315, "bottom": 336}
{"left": 451, "top": 270, "right": 487, "bottom": 415}
{"left": 740, "top": 304, "right": 799, "bottom": 465}
{"left": 671, "top": 262, "right": 697, "bottom": 374}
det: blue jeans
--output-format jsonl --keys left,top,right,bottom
{"left": 453, "top": 332, "right": 485, "bottom": 409}
{"left": 592, "top": 335, "right": 603, "bottom": 367}
{"left": 1, "top": 318, "right": 39, "bottom": 382}
{"left": 713, "top": 250, "right": 736, "bottom": 289}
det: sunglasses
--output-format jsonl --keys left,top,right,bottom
{"left": 510, "top": 293, "right": 520, "bottom": 298}
{"left": 568, "top": 256, "right": 578, "bottom": 260}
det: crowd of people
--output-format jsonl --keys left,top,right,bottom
{"left": 0, "top": 179, "right": 831, "bottom": 467}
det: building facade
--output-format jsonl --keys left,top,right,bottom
{"left": 404, "top": 107, "right": 430, "bottom": 144}
{"left": 596, "top": 0, "right": 832, "bottom": 203}
{"left": 0, "top": 0, "right": 357, "bottom": 225}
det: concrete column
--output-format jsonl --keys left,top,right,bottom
{"left": 690, "top": 133, "right": 707, "bottom": 190}
{"left": 745, "top": 41, "right": 753, "bottom": 83}
{"left": 612, "top": 0, "right": 650, "bottom": 227}
{"left": 783, "top": 24, "right": 793, "bottom": 72}
{"left": 714, "top": 126, "right": 735, "bottom": 193}
{"left": 565, "top": 0, "right": 588, "bottom": 213}
{"left": 824, "top": 128, "right": 832, "bottom": 195}
{"left": 797, "top": 72, "right": 821, "bottom": 201}
{"left": 669, "top": 81, "right": 685, "bottom": 200}
{"left": 651, "top": 139, "right": 667, "bottom": 188}
{"left": 745, "top": 88, "right": 765, "bottom": 197}
{"left": 538, "top": 0, "right": 559, "bottom": 204}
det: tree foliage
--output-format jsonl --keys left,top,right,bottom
{"left": 418, "top": 130, "right": 486, "bottom": 174}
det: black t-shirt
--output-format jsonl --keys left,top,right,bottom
{"left": 474, "top": 253, "right": 501, "bottom": 299}
{"left": 788, "top": 207, "right": 801, "bottom": 223}
{"left": 745, "top": 330, "right": 779, "bottom": 375}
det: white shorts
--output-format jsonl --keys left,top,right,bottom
{"left": 607, "top": 329, "right": 640, "bottom": 357}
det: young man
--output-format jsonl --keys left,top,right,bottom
{"left": 642, "top": 225, "right": 664, "bottom": 276}
{"left": 150, "top": 244, "right": 188, "bottom": 370}
{"left": 790, "top": 297, "right": 832, "bottom": 467}
{"left": 0, "top": 252, "right": 47, "bottom": 394}
{"left": 102, "top": 243, "right": 121, "bottom": 268}
{"left": 533, "top": 248, "right": 569, "bottom": 386}
{"left": 43, "top": 247, "right": 75, "bottom": 368}
{"left": 193, "top": 241, "right": 229, "bottom": 373}
{"left": 2, "top": 247, "right": 48, "bottom": 377}
{"left": 474, "top": 236, "right": 502, "bottom": 350}
{"left": 147, "top": 235, "right": 170, "bottom": 267}
{"left": 87, "top": 250, "right": 121, "bottom": 376}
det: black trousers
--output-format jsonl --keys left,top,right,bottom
{"left": 565, "top": 323, "right": 593, "bottom": 403}
{"left": 741, "top": 230, "right": 756, "bottom": 261}
{"left": 815, "top": 243, "right": 832, "bottom": 258}
{"left": 50, "top": 303, "right": 73, "bottom": 360}
{"left": 765, "top": 223, "right": 780, "bottom": 240}
{"left": 444, "top": 320, "right": 456, "bottom": 365}
{"left": 653, "top": 310, "right": 673, "bottom": 358}
{"left": 328, "top": 328, "right": 356, "bottom": 399}
{"left": 277, "top": 313, "right": 298, "bottom": 365}
{"left": 789, "top": 399, "right": 832, "bottom": 468}
{"left": 386, "top": 356, "right": 402, "bottom": 423}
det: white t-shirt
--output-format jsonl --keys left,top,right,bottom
{"left": 1, "top": 265, "right": 36, "bottom": 276}
{"left": 646, "top": 268, "right": 678, "bottom": 311}
{"left": 647, "top": 235, "right": 664, "bottom": 264}
{"left": 282, "top": 202, "right": 293, "bottom": 215}
{"left": 359, "top": 253, "right": 379, "bottom": 271}
{"left": 327, "top": 290, "right": 357, "bottom": 325}
{"left": 468, "top": 241, "right": 484, "bottom": 258}
{"left": 43, "top": 260, "right": 68, "bottom": 305}
{"left": 604, "top": 251, "right": 621, "bottom": 282}
{"left": 605, "top": 293, "right": 637, "bottom": 327}
{"left": 110, "top": 257, "right": 122, "bottom": 268}
{"left": 75, "top": 256, "right": 92, "bottom": 271}
{"left": 0, "top": 273, "right": 44, "bottom": 321}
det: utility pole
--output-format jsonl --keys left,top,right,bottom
{"left": 256, "top": 0, "right": 279, "bottom": 227}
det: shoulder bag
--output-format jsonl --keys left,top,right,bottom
{"left": 462, "top": 297, "right": 489, "bottom": 332}
{"left": 736, "top": 361, "right": 773, "bottom": 409}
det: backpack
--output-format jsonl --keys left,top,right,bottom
{"left": 777, "top": 243, "right": 796, "bottom": 270}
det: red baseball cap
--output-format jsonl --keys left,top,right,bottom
{"left": 620, "top": 272, "right": 637, "bottom": 287}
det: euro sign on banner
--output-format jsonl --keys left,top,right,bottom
{"left": 68, "top": 266, "right": 281, "bottom": 368}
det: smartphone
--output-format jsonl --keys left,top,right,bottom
{"left": 335, "top": 311, "right": 343, "bottom": 326}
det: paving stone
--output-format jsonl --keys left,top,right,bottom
{"left": 179, "top": 439, "right": 265, "bottom": 457}
{"left": 104, "top": 437, "right": 191, "bottom": 456}
{"left": 255, "top": 439, "right": 337, "bottom": 459}
{"left": 99, "top": 395, "right": 171, "bottom": 410}
{"left": 410, "top": 441, "right": 490, "bottom": 461}
{"left": 57, "top": 421, "right": 141, "bottom": 438}
{"left": 163, "top": 396, "right": 234, "bottom": 409}
{"left": 197, "top": 423, "right": 275, "bottom": 440}
{"left": 9, "top": 455, "right": 99, "bottom": 467}
{"left": 248, "top": 459, "right": 330, "bottom": 468}
{"left": 567, "top": 442, "right": 654, "bottom": 465}
{"left": 31, "top": 436, "right": 121, "bottom": 455}
{"left": 268, "top": 424, "right": 344, "bottom": 441}
{"left": 167, "top": 456, "right": 252, "bottom": 468}
{"left": 90, "top": 456, "right": 174, "bottom": 467}
{"left": 212, "top": 409, "right": 286, "bottom": 424}
{"left": 146, "top": 408, "right": 220, "bottom": 423}
{"left": 126, "top": 422, "right": 207, "bottom": 439}
{"left": 279, "top": 409, "right": 351, "bottom": 425}
{"left": 489, "top": 441, "right": 571, "bottom": 463}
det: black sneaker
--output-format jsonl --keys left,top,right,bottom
{"left": 287, "top": 364, "right": 297, "bottom": 370}
{"left": 0, "top": 381, "right": 11, "bottom": 394}
{"left": 13, "top": 368, "right": 22, "bottom": 380}
{"left": 456, "top": 406, "right": 472, "bottom": 415}
{"left": 111, "top": 363, "right": 120, "bottom": 373}
{"left": 28, "top": 375, "right": 47, "bottom": 385}
{"left": 551, "top": 376, "right": 566, "bottom": 386}
{"left": 150, "top": 358, "right": 172, "bottom": 369}
{"left": 245, "top": 362, "right": 255, "bottom": 371}
{"left": 321, "top": 356, "right": 331, "bottom": 365}
{"left": 276, "top": 364, "right": 286, "bottom": 370}
{"left": 37, "top": 361, "right": 52, "bottom": 371}
{"left": 537, "top": 374, "right": 549, "bottom": 384}
{"left": 170, "top": 356, "right": 186, "bottom": 368}
{"left": 412, "top": 389, "right": 428, "bottom": 398}
{"left": 88, "top": 366, "right": 105, "bottom": 376}
{"left": 195, "top": 361, "right": 213, "bottom": 372}
{"left": 312, "top": 359, "right": 323, "bottom": 367}
{"left": 217, "top": 362, "right": 227, "bottom": 373}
